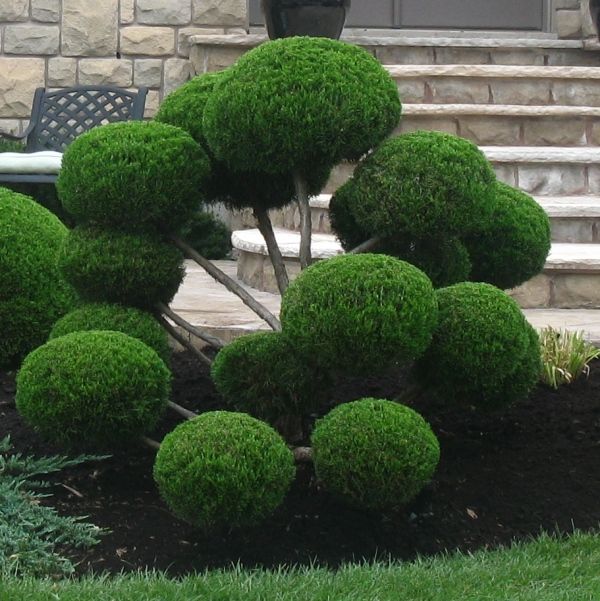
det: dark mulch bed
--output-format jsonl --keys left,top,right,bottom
{"left": 2, "top": 351, "right": 600, "bottom": 575}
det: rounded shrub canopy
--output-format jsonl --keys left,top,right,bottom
{"left": 211, "top": 331, "right": 330, "bottom": 421}
{"left": 415, "top": 282, "right": 541, "bottom": 409}
{"left": 59, "top": 226, "right": 184, "bottom": 309}
{"left": 465, "top": 181, "right": 551, "bottom": 290}
{"left": 280, "top": 254, "right": 438, "bottom": 374}
{"left": 57, "top": 121, "right": 210, "bottom": 234}
{"left": 156, "top": 71, "right": 330, "bottom": 211}
{"left": 312, "top": 399, "right": 440, "bottom": 510}
{"left": 15, "top": 331, "right": 171, "bottom": 451}
{"left": 153, "top": 412, "right": 295, "bottom": 530}
{"left": 50, "top": 303, "right": 171, "bottom": 363}
{"left": 342, "top": 131, "right": 496, "bottom": 240}
{"left": 0, "top": 188, "right": 77, "bottom": 369}
{"left": 203, "top": 36, "right": 401, "bottom": 176}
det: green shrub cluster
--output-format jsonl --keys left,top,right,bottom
{"left": 181, "top": 210, "right": 232, "bottom": 260}
{"left": 57, "top": 121, "right": 210, "bottom": 234}
{"left": 153, "top": 412, "right": 295, "bottom": 530}
{"left": 50, "top": 303, "right": 170, "bottom": 363}
{"left": 211, "top": 331, "right": 331, "bottom": 421}
{"left": 16, "top": 331, "right": 171, "bottom": 451}
{"left": 415, "top": 282, "right": 541, "bottom": 409}
{"left": 281, "top": 254, "right": 438, "bottom": 374}
{"left": 312, "top": 399, "right": 440, "bottom": 510}
{"left": 0, "top": 188, "right": 77, "bottom": 369}
{"left": 58, "top": 226, "right": 184, "bottom": 309}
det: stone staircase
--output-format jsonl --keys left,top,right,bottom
{"left": 229, "top": 34, "right": 600, "bottom": 317}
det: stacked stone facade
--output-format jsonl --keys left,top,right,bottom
{"left": 0, "top": 0, "right": 247, "bottom": 134}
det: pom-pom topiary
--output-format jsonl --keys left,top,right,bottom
{"left": 15, "top": 331, "right": 171, "bottom": 450}
{"left": 50, "top": 303, "right": 170, "bottom": 363}
{"left": 464, "top": 181, "right": 551, "bottom": 290}
{"left": 311, "top": 399, "right": 440, "bottom": 510}
{"left": 153, "top": 412, "right": 295, "bottom": 530}
{"left": 280, "top": 254, "right": 438, "bottom": 374}
{"left": 57, "top": 121, "right": 210, "bottom": 234}
{"left": 203, "top": 37, "right": 401, "bottom": 176}
{"left": 0, "top": 188, "right": 77, "bottom": 369}
{"left": 59, "top": 226, "right": 184, "bottom": 309}
{"left": 338, "top": 131, "right": 495, "bottom": 241}
{"left": 415, "top": 282, "right": 541, "bottom": 409}
{"left": 211, "top": 331, "right": 330, "bottom": 421}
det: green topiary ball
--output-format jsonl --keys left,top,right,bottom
{"left": 0, "top": 188, "right": 77, "bottom": 369}
{"left": 57, "top": 121, "right": 210, "bottom": 234}
{"left": 50, "top": 303, "right": 170, "bottom": 363}
{"left": 211, "top": 331, "right": 330, "bottom": 421}
{"left": 59, "top": 226, "right": 184, "bottom": 309}
{"left": 415, "top": 282, "right": 540, "bottom": 409}
{"left": 203, "top": 37, "right": 401, "bottom": 176}
{"left": 464, "top": 181, "right": 551, "bottom": 290}
{"left": 341, "top": 131, "right": 495, "bottom": 241}
{"left": 312, "top": 399, "right": 440, "bottom": 510}
{"left": 16, "top": 331, "right": 171, "bottom": 450}
{"left": 281, "top": 254, "right": 438, "bottom": 374}
{"left": 156, "top": 71, "right": 330, "bottom": 211}
{"left": 153, "top": 412, "right": 295, "bottom": 530}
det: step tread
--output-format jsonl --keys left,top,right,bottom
{"left": 547, "top": 243, "right": 600, "bottom": 270}
{"left": 403, "top": 103, "right": 600, "bottom": 117}
{"left": 522, "top": 308, "right": 600, "bottom": 346}
{"left": 386, "top": 64, "right": 600, "bottom": 79}
{"left": 481, "top": 146, "right": 600, "bottom": 163}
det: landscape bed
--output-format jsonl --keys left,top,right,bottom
{"left": 2, "top": 350, "right": 599, "bottom": 576}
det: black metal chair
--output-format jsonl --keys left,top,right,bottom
{"left": 0, "top": 85, "right": 148, "bottom": 184}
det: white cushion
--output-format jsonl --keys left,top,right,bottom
{"left": 0, "top": 151, "right": 62, "bottom": 174}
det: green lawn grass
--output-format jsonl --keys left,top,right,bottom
{"left": 2, "top": 531, "right": 600, "bottom": 601}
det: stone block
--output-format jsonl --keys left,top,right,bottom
{"left": 78, "top": 59, "right": 134, "bottom": 87}
{"left": 429, "top": 78, "right": 489, "bottom": 104}
{"left": 134, "top": 59, "right": 163, "bottom": 88}
{"left": 324, "top": 162, "right": 355, "bottom": 194}
{"left": 586, "top": 165, "right": 600, "bottom": 193}
{"left": 0, "top": 58, "right": 45, "bottom": 118}
{"left": 556, "top": 9, "right": 583, "bottom": 38}
{"left": 553, "top": 81, "right": 600, "bottom": 105}
{"left": 553, "top": 274, "right": 600, "bottom": 308}
{"left": 193, "top": 0, "right": 247, "bottom": 28}
{"left": 434, "top": 48, "right": 490, "bottom": 65}
{"left": 120, "top": 0, "right": 135, "bottom": 24}
{"left": 144, "top": 89, "right": 161, "bottom": 119}
{"left": 551, "top": 218, "right": 595, "bottom": 243}
{"left": 524, "top": 117, "right": 586, "bottom": 146}
{"left": 0, "top": 119, "right": 21, "bottom": 136}
{"left": 490, "top": 49, "right": 545, "bottom": 66}
{"left": 178, "top": 27, "right": 226, "bottom": 57}
{"left": 237, "top": 251, "right": 301, "bottom": 294}
{"left": 193, "top": 45, "right": 245, "bottom": 72}
{"left": 507, "top": 273, "right": 552, "bottom": 309}
{"left": 4, "top": 25, "right": 60, "bottom": 55}
{"left": 31, "top": 0, "right": 60, "bottom": 22}
{"left": 120, "top": 27, "right": 176, "bottom": 56}
{"left": 375, "top": 46, "right": 434, "bottom": 65}
{"left": 581, "top": 1, "right": 597, "bottom": 37}
{"left": 518, "top": 164, "right": 586, "bottom": 195}
{"left": 137, "top": 0, "right": 192, "bottom": 25}
{"left": 588, "top": 122, "right": 600, "bottom": 146}
{"left": 48, "top": 57, "right": 77, "bottom": 87}
{"left": 458, "top": 116, "right": 520, "bottom": 145}
{"left": 398, "top": 116, "right": 458, "bottom": 136}
{"left": 164, "top": 58, "right": 193, "bottom": 95}
{"left": 494, "top": 164, "right": 517, "bottom": 187}
{"left": 491, "top": 80, "right": 550, "bottom": 105}
{"left": 62, "top": 0, "right": 118, "bottom": 56}
{"left": 0, "top": 0, "right": 29, "bottom": 21}
{"left": 396, "top": 80, "right": 426, "bottom": 103}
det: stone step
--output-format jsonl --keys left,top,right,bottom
{"left": 387, "top": 64, "right": 600, "bottom": 106}
{"left": 399, "top": 103, "right": 600, "bottom": 146}
{"left": 232, "top": 229, "right": 600, "bottom": 309}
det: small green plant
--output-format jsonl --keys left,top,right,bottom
{"left": 0, "top": 436, "right": 104, "bottom": 578}
{"left": 539, "top": 327, "right": 600, "bottom": 389}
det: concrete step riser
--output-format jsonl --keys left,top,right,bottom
{"left": 398, "top": 114, "right": 599, "bottom": 147}
{"left": 397, "top": 79, "right": 600, "bottom": 107}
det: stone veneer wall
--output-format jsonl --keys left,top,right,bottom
{"left": 0, "top": 0, "right": 248, "bottom": 134}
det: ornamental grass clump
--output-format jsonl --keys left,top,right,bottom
{"left": 50, "top": 302, "right": 170, "bottom": 363}
{"left": 153, "top": 412, "right": 295, "bottom": 531}
{"left": 16, "top": 331, "right": 171, "bottom": 451}
{"left": 0, "top": 188, "right": 77, "bottom": 369}
{"left": 311, "top": 399, "right": 440, "bottom": 510}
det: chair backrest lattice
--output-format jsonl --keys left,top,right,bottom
{"left": 26, "top": 86, "right": 148, "bottom": 152}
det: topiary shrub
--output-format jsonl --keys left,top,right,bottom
{"left": 311, "top": 399, "right": 440, "bottom": 510}
{"left": 464, "top": 181, "right": 551, "bottom": 290}
{"left": 50, "top": 303, "right": 171, "bottom": 363}
{"left": 181, "top": 210, "right": 231, "bottom": 260}
{"left": 280, "top": 254, "right": 438, "bottom": 374}
{"left": 211, "top": 331, "right": 330, "bottom": 421}
{"left": 15, "top": 331, "right": 171, "bottom": 451}
{"left": 57, "top": 121, "right": 210, "bottom": 234}
{"left": 203, "top": 37, "right": 401, "bottom": 176}
{"left": 0, "top": 188, "right": 77, "bottom": 369}
{"left": 58, "top": 226, "right": 184, "bottom": 309}
{"left": 334, "top": 131, "right": 495, "bottom": 243}
{"left": 153, "top": 411, "right": 295, "bottom": 531}
{"left": 415, "top": 282, "right": 541, "bottom": 409}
